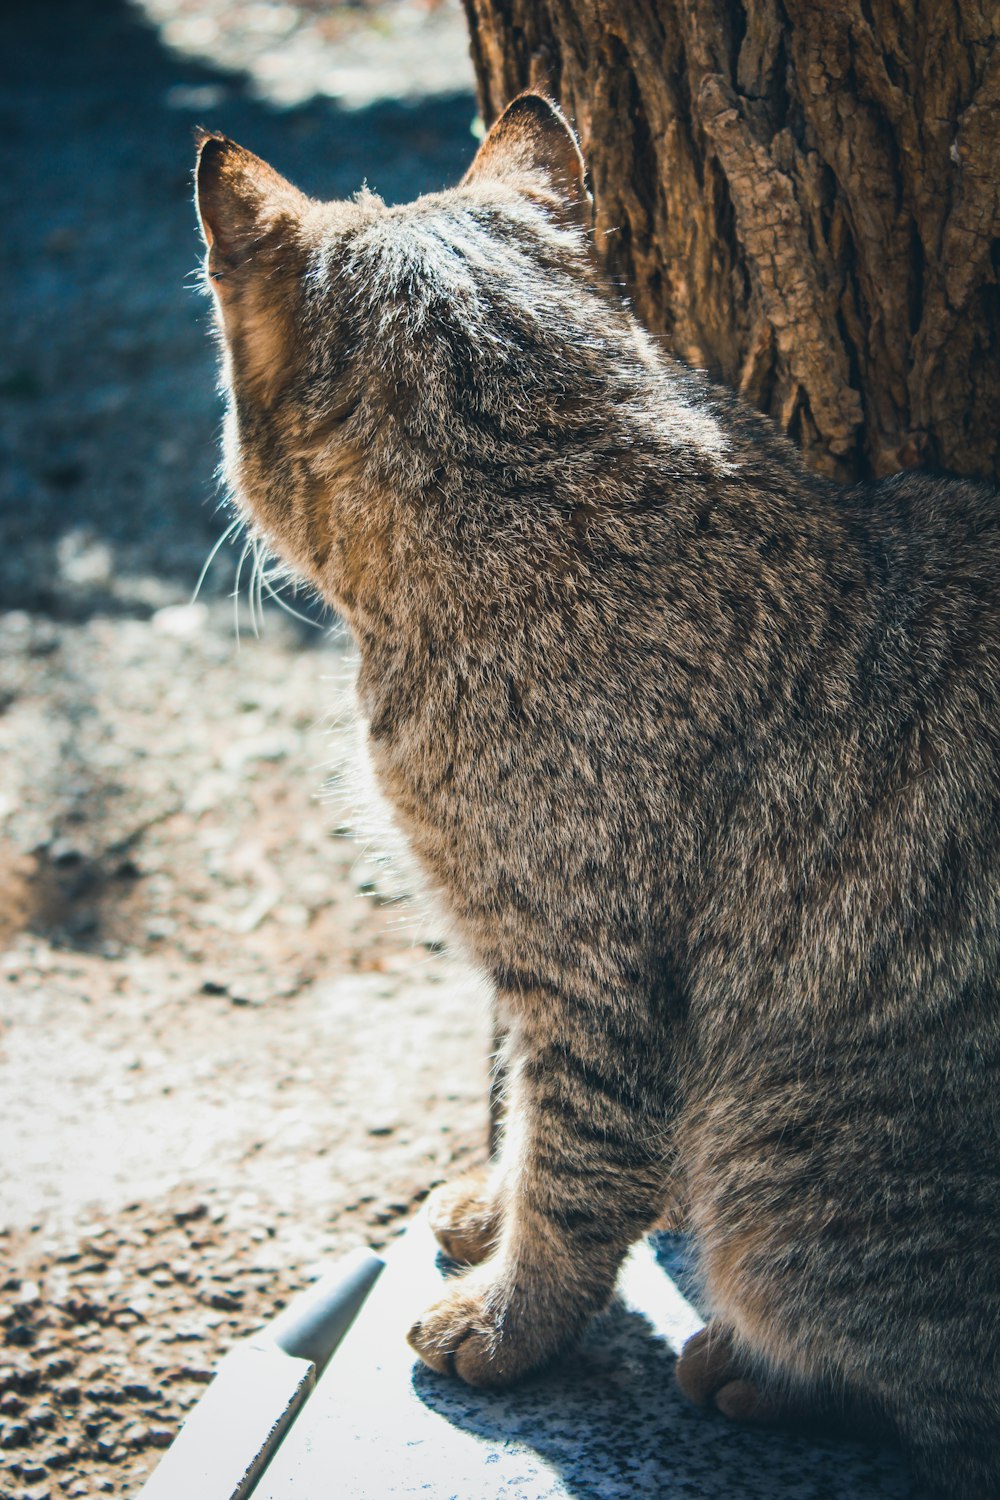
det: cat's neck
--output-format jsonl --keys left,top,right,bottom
{"left": 348, "top": 427, "right": 869, "bottom": 737}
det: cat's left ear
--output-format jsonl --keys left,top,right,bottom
{"left": 463, "top": 93, "right": 591, "bottom": 229}
{"left": 195, "top": 131, "right": 308, "bottom": 280}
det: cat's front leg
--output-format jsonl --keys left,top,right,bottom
{"left": 408, "top": 1003, "right": 671, "bottom": 1387}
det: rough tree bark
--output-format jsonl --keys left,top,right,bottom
{"left": 462, "top": 1, "right": 1000, "bottom": 482}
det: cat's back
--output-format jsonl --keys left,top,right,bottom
{"left": 864, "top": 467, "right": 1000, "bottom": 669}
{"left": 818, "top": 466, "right": 1000, "bottom": 816}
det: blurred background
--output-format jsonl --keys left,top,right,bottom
{"left": 0, "top": 3, "right": 488, "bottom": 1493}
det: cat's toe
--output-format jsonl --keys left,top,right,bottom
{"left": 408, "top": 1276, "right": 504, "bottom": 1386}
{"left": 675, "top": 1322, "right": 742, "bottom": 1406}
{"left": 426, "top": 1169, "right": 498, "bottom": 1265}
{"left": 676, "top": 1323, "right": 789, "bottom": 1428}
{"left": 407, "top": 1273, "right": 552, "bottom": 1388}
{"left": 713, "top": 1376, "right": 783, "bottom": 1426}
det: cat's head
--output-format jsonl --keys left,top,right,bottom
{"left": 193, "top": 95, "right": 630, "bottom": 629}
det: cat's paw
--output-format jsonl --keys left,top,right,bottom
{"left": 676, "top": 1322, "right": 783, "bottom": 1426}
{"left": 426, "top": 1169, "right": 499, "bottom": 1265}
{"left": 407, "top": 1269, "right": 557, "bottom": 1388}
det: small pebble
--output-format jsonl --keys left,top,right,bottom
{"left": 26, "top": 1404, "right": 57, "bottom": 1429}
{"left": 173, "top": 1204, "right": 208, "bottom": 1226}
{"left": 203, "top": 1290, "right": 242, "bottom": 1312}
{"left": 86, "top": 1385, "right": 119, "bottom": 1405}
{"left": 122, "top": 1381, "right": 158, "bottom": 1403}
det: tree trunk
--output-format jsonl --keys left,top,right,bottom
{"left": 462, "top": 0, "right": 1000, "bottom": 483}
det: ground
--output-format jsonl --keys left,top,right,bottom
{"left": 0, "top": 3, "right": 488, "bottom": 1495}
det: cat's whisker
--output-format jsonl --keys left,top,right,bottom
{"left": 261, "top": 556, "right": 295, "bottom": 585}
{"left": 250, "top": 537, "right": 266, "bottom": 637}
{"left": 231, "top": 536, "right": 254, "bottom": 649}
{"left": 246, "top": 540, "right": 262, "bottom": 639}
{"left": 191, "top": 515, "right": 243, "bottom": 605}
{"left": 257, "top": 545, "right": 267, "bottom": 636}
{"left": 259, "top": 573, "right": 324, "bottom": 629}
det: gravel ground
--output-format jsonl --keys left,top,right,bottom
{"left": 1, "top": 3, "right": 486, "bottom": 1495}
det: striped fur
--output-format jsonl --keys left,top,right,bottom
{"left": 195, "top": 97, "right": 1000, "bottom": 1496}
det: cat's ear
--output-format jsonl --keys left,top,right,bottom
{"left": 463, "top": 93, "right": 590, "bottom": 229}
{"left": 195, "top": 131, "right": 308, "bottom": 280}
{"left": 195, "top": 133, "right": 310, "bottom": 405}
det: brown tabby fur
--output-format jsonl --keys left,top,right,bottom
{"left": 195, "top": 97, "right": 1000, "bottom": 1497}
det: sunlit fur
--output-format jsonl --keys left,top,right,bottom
{"left": 196, "top": 98, "right": 1000, "bottom": 1498}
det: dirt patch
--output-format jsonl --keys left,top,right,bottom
{"left": 0, "top": 603, "right": 490, "bottom": 1499}
{"left": 1, "top": 1, "right": 485, "bottom": 1495}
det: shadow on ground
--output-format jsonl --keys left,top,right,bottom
{"left": 1, "top": 0, "right": 477, "bottom": 618}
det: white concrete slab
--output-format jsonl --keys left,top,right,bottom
{"left": 141, "top": 1345, "right": 314, "bottom": 1500}
{"left": 259, "top": 1215, "right": 920, "bottom": 1499}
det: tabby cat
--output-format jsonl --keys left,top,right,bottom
{"left": 194, "top": 95, "right": 1000, "bottom": 1497}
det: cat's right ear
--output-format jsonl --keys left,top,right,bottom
{"left": 195, "top": 131, "right": 307, "bottom": 285}
{"left": 463, "top": 94, "right": 591, "bottom": 230}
